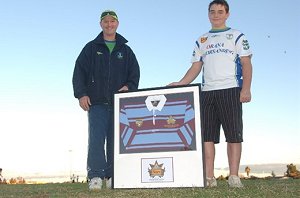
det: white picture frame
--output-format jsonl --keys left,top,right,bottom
{"left": 113, "top": 84, "right": 205, "bottom": 188}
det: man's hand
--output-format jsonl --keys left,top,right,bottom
{"left": 79, "top": 96, "right": 91, "bottom": 111}
{"left": 167, "top": 82, "right": 182, "bottom": 86}
{"left": 118, "top": 85, "right": 129, "bottom": 92}
{"left": 240, "top": 89, "right": 251, "bottom": 103}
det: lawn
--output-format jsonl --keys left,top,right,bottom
{"left": 0, "top": 178, "right": 299, "bottom": 198}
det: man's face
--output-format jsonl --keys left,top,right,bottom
{"left": 208, "top": 4, "right": 229, "bottom": 29}
{"left": 100, "top": 16, "right": 119, "bottom": 36}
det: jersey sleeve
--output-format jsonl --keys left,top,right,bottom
{"left": 235, "top": 34, "right": 252, "bottom": 57}
{"left": 190, "top": 39, "right": 202, "bottom": 63}
{"left": 119, "top": 105, "right": 133, "bottom": 149}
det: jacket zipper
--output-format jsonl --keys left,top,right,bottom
{"left": 107, "top": 49, "right": 112, "bottom": 104}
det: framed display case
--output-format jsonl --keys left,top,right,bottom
{"left": 113, "top": 84, "right": 205, "bottom": 188}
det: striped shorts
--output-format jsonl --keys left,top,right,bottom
{"left": 200, "top": 87, "right": 243, "bottom": 143}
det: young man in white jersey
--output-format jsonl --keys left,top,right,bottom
{"left": 169, "top": 0, "right": 252, "bottom": 187}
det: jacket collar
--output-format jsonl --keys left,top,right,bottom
{"left": 93, "top": 32, "right": 128, "bottom": 46}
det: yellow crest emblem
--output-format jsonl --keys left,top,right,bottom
{"left": 135, "top": 119, "right": 143, "bottom": 127}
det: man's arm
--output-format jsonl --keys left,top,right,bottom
{"left": 240, "top": 56, "right": 252, "bottom": 103}
{"left": 125, "top": 50, "right": 140, "bottom": 91}
{"left": 169, "top": 61, "right": 203, "bottom": 86}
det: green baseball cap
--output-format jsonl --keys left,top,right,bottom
{"left": 100, "top": 10, "right": 118, "bottom": 21}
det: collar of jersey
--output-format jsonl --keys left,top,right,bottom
{"left": 209, "top": 27, "right": 231, "bottom": 33}
{"left": 145, "top": 95, "right": 167, "bottom": 111}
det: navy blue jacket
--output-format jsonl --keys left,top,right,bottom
{"left": 72, "top": 32, "right": 140, "bottom": 105}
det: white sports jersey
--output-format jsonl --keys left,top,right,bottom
{"left": 191, "top": 28, "right": 252, "bottom": 91}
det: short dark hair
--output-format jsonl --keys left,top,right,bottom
{"left": 208, "top": 0, "right": 229, "bottom": 13}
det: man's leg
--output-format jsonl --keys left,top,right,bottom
{"left": 105, "top": 107, "right": 114, "bottom": 179}
{"left": 227, "top": 142, "right": 243, "bottom": 187}
{"left": 227, "top": 142, "right": 242, "bottom": 176}
{"left": 201, "top": 90, "right": 219, "bottom": 187}
{"left": 205, "top": 142, "right": 215, "bottom": 178}
{"left": 87, "top": 105, "right": 109, "bottom": 180}
{"left": 217, "top": 88, "right": 243, "bottom": 179}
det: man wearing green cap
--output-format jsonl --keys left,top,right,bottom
{"left": 72, "top": 10, "right": 140, "bottom": 190}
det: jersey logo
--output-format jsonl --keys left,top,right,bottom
{"left": 242, "top": 40, "right": 250, "bottom": 50}
{"left": 117, "top": 52, "right": 123, "bottom": 59}
{"left": 165, "top": 116, "right": 178, "bottom": 128}
{"left": 192, "top": 50, "right": 196, "bottom": 57}
{"left": 167, "top": 116, "right": 176, "bottom": 125}
{"left": 135, "top": 119, "right": 143, "bottom": 127}
{"left": 226, "top": 34, "right": 233, "bottom": 40}
{"left": 201, "top": 37, "right": 208, "bottom": 43}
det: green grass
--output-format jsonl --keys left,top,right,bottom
{"left": 0, "top": 178, "right": 299, "bottom": 198}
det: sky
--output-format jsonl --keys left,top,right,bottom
{"left": 0, "top": 0, "right": 299, "bottom": 179}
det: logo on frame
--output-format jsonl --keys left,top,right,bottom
{"left": 141, "top": 157, "right": 174, "bottom": 183}
{"left": 148, "top": 160, "right": 165, "bottom": 178}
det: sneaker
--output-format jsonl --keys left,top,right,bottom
{"left": 206, "top": 177, "right": 217, "bottom": 187}
{"left": 228, "top": 175, "right": 244, "bottom": 188}
{"left": 105, "top": 178, "right": 112, "bottom": 189}
{"left": 88, "top": 177, "right": 102, "bottom": 191}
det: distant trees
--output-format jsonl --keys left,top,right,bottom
{"left": 271, "top": 171, "right": 276, "bottom": 178}
{"left": 0, "top": 178, "right": 7, "bottom": 184}
{"left": 9, "top": 177, "right": 26, "bottom": 184}
{"left": 9, "top": 178, "right": 16, "bottom": 184}
{"left": 286, "top": 163, "right": 300, "bottom": 178}
{"left": 0, "top": 168, "right": 28, "bottom": 184}
{"left": 245, "top": 166, "right": 251, "bottom": 177}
